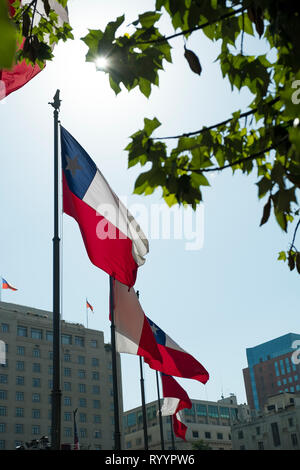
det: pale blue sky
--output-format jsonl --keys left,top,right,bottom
{"left": 0, "top": 0, "right": 299, "bottom": 411}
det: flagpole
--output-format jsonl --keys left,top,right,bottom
{"left": 86, "top": 298, "right": 88, "bottom": 328}
{"left": 170, "top": 416, "right": 176, "bottom": 450}
{"left": 136, "top": 291, "right": 149, "bottom": 450}
{"left": 49, "top": 89, "right": 62, "bottom": 451}
{"left": 109, "top": 275, "right": 121, "bottom": 450}
{"left": 73, "top": 408, "right": 79, "bottom": 450}
{"left": 156, "top": 370, "right": 165, "bottom": 450}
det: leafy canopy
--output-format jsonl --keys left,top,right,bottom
{"left": 81, "top": 0, "right": 300, "bottom": 273}
{"left": 2, "top": 0, "right": 300, "bottom": 273}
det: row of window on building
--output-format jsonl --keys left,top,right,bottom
{"left": 0, "top": 363, "right": 113, "bottom": 382}
{"left": 1, "top": 351, "right": 103, "bottom": 367}
{"left": 14, "top": 346, "right": 103, "bottom": 364}
{"left": 0, "top": 422, "right": 104, "bottom": 438}
{"left": 124, "top": 404, "right": 239, "bottom": 430}
{"left": 0, "top": 376, "right": 110, "bottom": 393}
{"left": 237, "top": 421, "right": 298, "bottom": 449}
{"left": 0, "top": 440, "right": 103, "bottom": 450}
{"left": 0, "top": 379, "right": 102, "bottom": 393}
{"left": 0, "top": 361, "right": 112, "bottom": 385}
{"left": 0, "top": 407, "right": 106, "bottom": 422}
{"left": 274, "top": 358, "right": 298, "bottom": 377}
{"left": 0, "top": 393, "right": 111, "bottom": 409}
{"left": 184, "top": 404, "right": 238, "bottom": 419}
{"left": 0, "top": 426, "right": 109, "bottom": 449}
{"left": 1, "top": 323, "right": 98, "bottom": 348}
{"left": 125, "top": 429, "right": 231, "bottom": 449}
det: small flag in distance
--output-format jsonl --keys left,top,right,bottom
{"left": 2, "top": 278, "right": 17, "bottom": 291}
{"left": 86, "top": 299, "right": 93, "bottom": 311}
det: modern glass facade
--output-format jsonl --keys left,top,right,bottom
{"left": 245, "top": 333, "right": 300, "bottom": 410}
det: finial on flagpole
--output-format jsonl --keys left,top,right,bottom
{"left": 49, "top": 89, "right": 61, "bottom": 111}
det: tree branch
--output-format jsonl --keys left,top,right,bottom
{"left": 176, "top": 135, "right": 288, "bottom": 174}
{"left": 153, "top": 97, "right": 279, "bottom": 140}
{"left": 13, "top": 0, "right": 37, "bottom": 21}
{"left": 290, "top": 218, "right": 300, "bottom": 251}
{"left": 186, "top": 145, "right": 275, "bottom": 173}
{"left": 136, "top": 7, "right": 246, "bottom": 45}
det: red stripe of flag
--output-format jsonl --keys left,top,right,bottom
{"left": 2, "top": 278, "right": 17, "bottom": 291}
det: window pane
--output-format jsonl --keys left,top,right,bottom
{"left": 17, "top": 346, "right": 25, "bottom": 356}
{"left": 208, "top": 405, "right": 218, "bottom": 418}
{"left": 31, "top": 329, "right": 43, "bottom": 340}
{"left": 271, "top": 422, "right": 281, "bottom": 447}
{"left": 127, "top": 412, "right": 136, "bottom": 427}
{"left": 46, "top": 331, "right": 53, "bottom": 342}
{"left": 17, "top": 326, "right": 27, "bottom": 337}
{"left": 33, "top": 349, "right": 41, "bottom": 358}
{"left": 196, "top": 404, "right": 207, "bottom": 416}
{"left": 219, "top": 407, "right": 230, "bottom": 419}
{"left": 61, "top": 335, "right": 72, "bottom": 345}
{"left": 75, "top": 336, "right": 84, "bottom": 347}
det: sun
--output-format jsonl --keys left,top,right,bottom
{"left": 95, "top": 57, "right": 108, "bottom": 70}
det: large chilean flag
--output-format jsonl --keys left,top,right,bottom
{"left": 145, "top": 317, "right": 209, "bottom": 384}
{"left": 0, "top": 1, "right": 69, "bottom": 99}
{"left": 61, "top": 127, "right": 149, "bottom": 288}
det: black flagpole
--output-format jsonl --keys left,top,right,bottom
{"left": 170, "top": 416, "right": 176, "bottom": 450}
{"left": 136, "top": 291, "right": 148, "bottom": 450}
{"left": 156, "top": 370, "right": 165, "bottom": 450}
{"left": 49, "top": 89, "right": 62, "bottom": 450}
{"left": 109, "top": 276, "right": 121, "bottom": 450}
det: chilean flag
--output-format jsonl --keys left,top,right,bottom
{"left": 0, "top": 1, "right": 69, "bottom": 99}
{"left": 61, "top": 127, "right": 149, "bottom": 288}
{"left": 161, "top": 373, "right": 192, "bottom": 441}
{"left": 145, "top": 317, "right": 209, "bottom": 384}
{"left": 2, "top": 278, "right": 17, "bottom": 291}
{"left": 113, "top": 279, "right": 162, "bottom": 364}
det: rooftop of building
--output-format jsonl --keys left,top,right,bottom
{"left": 124, "top": 394, "right": 248, "bottom": 415}
{"left": 0, "top": 300, "right": 104, "bottom": 335}
{"left": 246, "top": 332, "right": 300, "bottom": 367}
{"left": 0, "top": 300, "right": 50, "bottom": 319}
{"left": 232, "top": 392, "right": 300, "bottom": 428}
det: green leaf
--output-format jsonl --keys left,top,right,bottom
{"left": 0, "top": 0, "right": 17, "bottom": 69}
{"left": 138, "top": 11, "right": 161, "bottom": 29}
{"left": 278, "top": 251, "right": 287, "bottom": 261}
{"left": 42, "top": 0, "right": 51, "bottom": 17}
{"left": 139, "top": 78, "right": 151, "bottom": 98}
{"left": 22, "top": 11, "right": 31, "bottom": 37}
{"left": 144, "top": 117, "right": 161, "bottom": 137}
{"left": 296, "top": 252, "right": 300, "bottom": 274}
{"left": 184, "top": 47, "right": 202, "bottom": 75}
{"left": 190, "top": 172, "right": 210, "bottom": 188}
{"left": 260, "top": 197, "right": 272, "bottom": 226}
{"left": 56, "top": 0, "right": 68, "bottom": 7}
{"left": 109, "top": 75, "right": 122, "bottom": 95}
{"left": 256, "top": 177, "right": 272, "bottom": 198}
{"left": 274, "top": 209, "right": 287, "bottom": 232}
{"left": 288, "top": 252, "right": 295, "bottom": 271}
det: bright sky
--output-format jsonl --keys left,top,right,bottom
{"left": 0, "top": 0, "right": 299, "bottom": 412}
